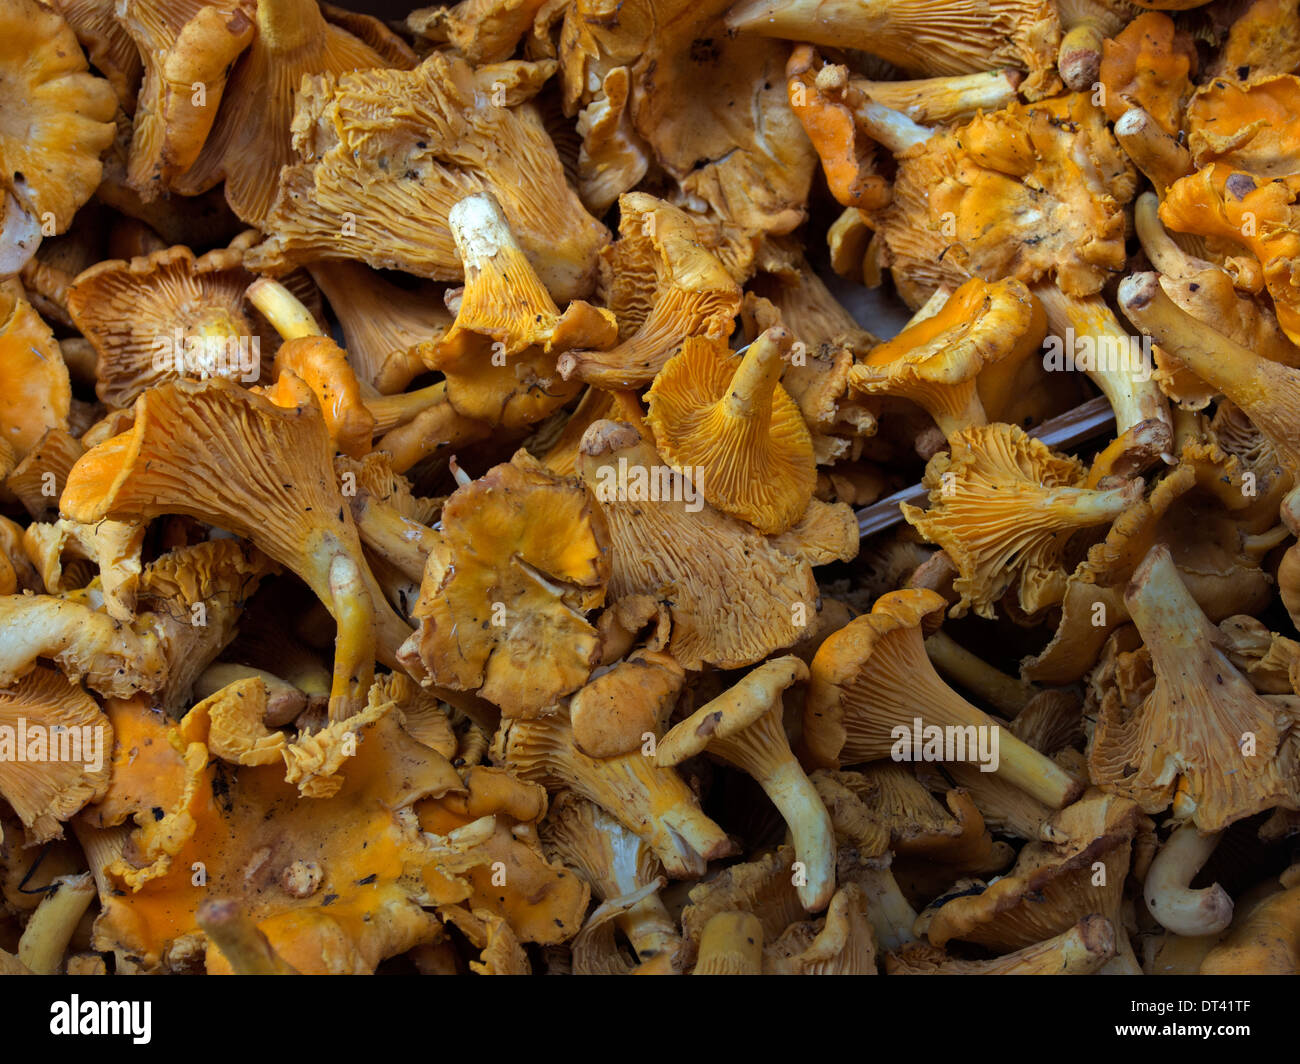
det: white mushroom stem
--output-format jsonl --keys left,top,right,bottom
{"left": 854, "top": 69, "right": 1020, "bottom": 124}
{"left": 1144, "top": 823, "right": 1234, "bottom": 936}
{"left": 855, "top": 99, "right": 934, "bottom": 154}
{"left": 246, "top": 277, "right": 323, "bottom": 340}
{"left": 853, "top": 860, "right": 917, "bottom": 952}
{"left": 1114, "top": 107, "right": 1193, "bottom": 192}
{"left": 17, "top": 873, "right": 95, "bottom": 975}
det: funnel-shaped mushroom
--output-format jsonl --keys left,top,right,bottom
{"left": 67, "top": 242, "right": 270, "bottom": 409}
{"left": 399, "top": 449, "right": 609, "bottom": 718}
{"left": 246, "top": 52, "right": 609, "bottom": 301}
{"left": 646, "top": 328, "right": 815, "bottom": 534}
{"left": 117, "top": 0, "right": 255, "bottom": 198}
{"left": 170, "top": 0, "right": 393, "bottom": 226}
{"left": 558, "top": 193, "right": 740, "bottom": 388}
{"left": 422, "top": 193, "right": 615, "bottom": 429}
{"left": 849, "top": 276, "right": 1045, "bottom": 439}
{"left": 0, "top": 666, "right": 111, "bottom": 842}
{"left": 658, "top": 656, "right": 835, "bottom": 911}
{"left": 726, "top": 0, "right": 1061, "bottom": 100}
{"left": 0, "top": 0, "right": 116, "bottom": 272}
{"left": 803, "top": 588, "right": 1082, "bottom": 808}
{"left": 577, "top": 420, "right": 818, "bottom": 670}
{"left": 902, "top": 423, "right": 1144, "bottom": 619}
{"left": 491, "top": 709, "right": 735, "bottom": 879}
{"left": 60, "top": 378, "right": 403, "bottom": 719}
{"left": 1088, "top": 544, "right": 1300, "bottom": 831}
{"left": 540, "top": 791, "right": 681, "bottom": 965}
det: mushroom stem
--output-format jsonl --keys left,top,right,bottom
{"left": 761, "top": 757, "right": 837, "bottom": 911}
{"left": 723, "top": 327, "right": 793, "bottom": 421}
{"left": 1118, "top": 271, "right": 1300, "bottom": 475}
{"left": 198, "top": 899, "right": 300, "bottom": 974}
{"left": 1058, "top": 24, "right": 1104, "bottom": 91}
{"left": 618, "top": 896, "right": 682, "bottom": 964}
{"left": 1133, "top": 191, "right": 1212, "bottom": 280}
{"left": 1035, "top": 281, "right": 1171, "bottom": 438}
{"left": 1113, "top": 107, "right": 1193, "bottom": 192}
{"left": 924, "top": 630, "right": 1037, "bottom": 716}
{"left": 350, "top": 496, "right": 439, "bottom": 584}
{"left": 1144, "top": 823, "right": 1234, "bottom": 936}
{"left": 246, "top": 277, "right": 323, "bottom": 341}
{"left": 193, "top": 662, "right": 308, "bottom": 727}
{"left": 318, "top": 546, "right": 377, "bottom": 720}
{"left": 854, "top": 99, "right": 934, "bottom": 154}
{"left": 692, "top": 911, "right": 763, "bottom": 974}
{"left": 1083, "top": 418, "right": 1174, "bottom": 486}
{"left": 854, "top": 69, "right": 1020, "bottom": 123}
{"left": 375, "top": 400, "right": 492, "bottom": 474}
{"left": 255, "top": 0, "right": 327, "bottom": 53}
{"left": 852, "top": 860, "right": 917, "bottom": 952}
{"left": 17, "top": 873, "right": 95, "bottom": 975}
{"left": 364, "top": 382, "right": 448, "bottom": 434}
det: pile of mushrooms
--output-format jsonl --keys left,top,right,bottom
{"left": 1, "top": 0, "right": 1299, "bottom": 977}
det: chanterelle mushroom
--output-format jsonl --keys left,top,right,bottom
{"left": 399, "top": 449, "right": 610, "bottom": 718}
{"left": 248, "top": 52, "right": 609, "bottom": 302}
{"left": 0, "top": 0, "right": 116, "bottom": 273}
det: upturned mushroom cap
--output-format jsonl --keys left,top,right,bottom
{"left": 116, "top": 0, "right": 255, "bottom": 198}
{"left": 804, "top": 588, "right": 1083, "bottom": 808}
{"left": 540, "top": 791, "right": 680, "bottom": 964}
{"left": 0, "top": 665, "right": 112, "bottom": 842}
{"left": 1185, "top": 73, "right": 1300, "bottom": 178}
{"left": 60, "top": 378, "right": 402, "bottom": 719}
{"left": 247, "top": 53, "right": 609, "bottom": 302}
{"left": 849, "top": 276, "right": 1045, "bottom": 439}
{"left": 0, "top": 0, "right": 116, "bottom": 273}
{"left": 646, "top": 328, "right": 815, "bottom": 534}
{"left": 679, "top": 844, "right": 806, "bottom": 962}
{"left": 182, "top": 677, "right": 288, "bottom": 768}
{"left": 764, "top": 882, "right": 878, "bottom": 974}
{"left": 727, "top": 0, "right": 1062, "bottom": 101}
{"left": 559, "top": 193, "right": 741, "bottom": 388}
{"left": 491, "top": 709, "right": 735, "bottom": 879}
{"left": 1088, "top": 543, "right": 1300, "bottom": 831}
{"left": 577, "top": 420, "right": 819, "bottom": 670}
{"left": 45, "top": 0, "right": 142, "bottom": 110}
{"left": 399, "top": 449, "right": 610, "bottom": 718}
{"left": 902, "top": 423, "right": 1144, "bottom": 619}
{"left": 67, "top": 242, "right": 270, "bottom": 409}
{"left": 88, "top": 697, "right": 464, "bottom": 972}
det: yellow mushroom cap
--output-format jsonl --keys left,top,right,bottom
{"left": 647, "top": 328, "right": 816, "bottom": 534}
